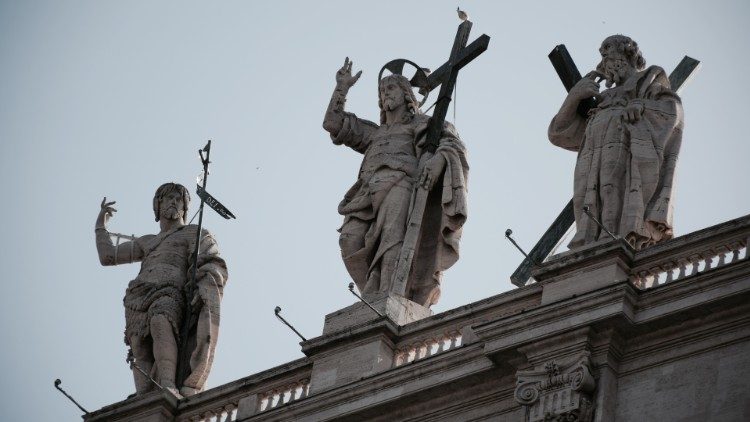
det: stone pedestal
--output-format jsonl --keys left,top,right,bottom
{"left": 533, "top": 238, "right": 634, "bottom": 305}
{"left": 323, "top": 292, "right": 432, "bottom": 335}
{"left": 303, "top": 293, "right": 431, "bottom": 395}
{"left": 84, "top": 390, "right": 179, "bottom": 422}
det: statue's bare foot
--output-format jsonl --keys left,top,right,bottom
{"left": 180, "top": 386, "right": 199, "bottom": 397}
{"left": 163, "top": 385, "right": 184, "bottom": 399}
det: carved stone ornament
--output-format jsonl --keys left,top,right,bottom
{"left": 514, "top": 355, "right": 596, "bottom": 422}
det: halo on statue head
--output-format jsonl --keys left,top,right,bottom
{"left": 378, "top": 59, "right": 432, "bottom": 107}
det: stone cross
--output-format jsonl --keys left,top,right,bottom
{"left": 391, "top": 21, "right": 489, "bottom": 296}
{"left": 510, "top": 45, "right": 700, "bottom": 287}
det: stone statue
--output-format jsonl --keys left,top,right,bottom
{"left": 322, "top": 58, "right": 468, "bottom": 307}
{"left": 549, "top": 35, "right": 683, "bottom": 250}
{"left": 94, "top": 183, "right": 228, "bottom": 397}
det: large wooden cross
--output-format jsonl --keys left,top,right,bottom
{"left": 509, "top": 45, "right": 700, "bottom": 287}
{"left": 391, "top": 21, "right": 490, "bottom": 296}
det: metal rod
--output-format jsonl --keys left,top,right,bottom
{"left": 191, "top": 140, "right": 211, "bottom": 288}
{"left": 348, "top": 283, "right": 385, "bottom": 318}
{"left": 54, "top": 379, "right": 89, "bottom": 414}
{"left": 505, "top": 229, "right": 540, "bottom": 265}
{"left": 177, "top": 140, "right": 211, "bottom": 386}
{"left": 127, "top": 350, "right": 163, "bottom": 390}
{"left": 274, "top": 306, "right": 307, "bottom": 342}
{"left": 108, "top": 232, "right": 138, "bottom": 241}
{"left": 582, "top": 206, "right": 618, "bottom": 240}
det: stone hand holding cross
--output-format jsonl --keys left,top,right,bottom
{"left": 418, "top": 153, "right": 447, "bottom": 190}
{"left": 567, "top": 71, "right": 603, "bottom": 103}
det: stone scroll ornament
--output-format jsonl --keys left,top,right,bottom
{"left": 322, "top": 21, "right": 488, "bottom": 307}
{"left": 514, "top": 356, "right": 596, "bottom": 422}
{"left": 94, "top": 142, "right": 233, "bottom": 399}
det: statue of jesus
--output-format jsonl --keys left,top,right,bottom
{"left": 323, "top": 58, "right": 468, "bottom": 307}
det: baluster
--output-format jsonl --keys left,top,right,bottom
{"left": 450, "top": 332, "right": 459, "bottom": 349}
{"left": 420, "top": 341, "right": 429, "bottom": 359}
{"left": 394, "top": 349, "right": 404, "bottom": 366}
{"left": 663, "top": 262, "right": 675, "bottom": 283}
{"left": 407, "top": 345, "right": 416, "bottom": 362}
{"left": 257, "top": 394, "right": 267, "bottom": 412}
{"left": 676, "top": 258, "right": 688, "bottom": 280}
{"left": 424, "top": 338, "right": 435, "bottom": 356}
{"left": 636, "top": 271, "right": 650, "bottom": 288}
{"left": 437, "top": 337, "right": 445, "bottom": 354}
{"left": 702, "top": 250, "right": 716, "bottom": 271}
{"left": 224, "top": 404, "right": 237, "bottom": 422}
{"left": 629, "top": 273, "right": 642, "bottom": 288}
{"left": 438, "top": 337, "right": 447, "bottom": 354}
{"left": 648, "top": 267, "right": 662, "bottom": 286}
{"left": 731, "top": 240, "right": 745, "bottom": 262}
{"left": 688, "top": 255, "right": 701, "bottom": 276}
{"left": 292, "top": 382, "right": 302, "bottom": 401}
{"left": 717, "top": 246, "right": 729, "bottom": 267}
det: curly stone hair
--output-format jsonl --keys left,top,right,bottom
{"left": 597, "top": 34, "right": 647, "bottom": 72}
{"left": 153, "top": 182, "right": 191, "bottom": 222}
{"left": 378, "top": 74, "right": 422, "bottom": 125}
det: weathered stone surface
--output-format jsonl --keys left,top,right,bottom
{"left": 85, "top": 390, "right": 179, "bottom": 422}
{"left": 88, "top": 215, "right": 750, "bottom": 421}
{"left": 322, "top": 58, "right": 469, "bottom": 307}
{"left": 514, "top": 354, "right": 596, "bottom": 422}
{"left": 533, "top": 238, "right": 634, "bottom": 305}
{"left": 94, "top": 183, "right": 228, "bottom": 398}
{"left": 322, "top": 293, "right": 432, "bottom": 335}
{"left": 549, "top": 35, "right": 683, "bottom": 251}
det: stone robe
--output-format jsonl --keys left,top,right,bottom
{"left": 124, "top": 224, "right": 228, "bottom": 392}
{"left": 549, "top": 66, "right": 683, "bottom": 250}
{"left": 333, "top": 112, "right": 468, "bottom": 306}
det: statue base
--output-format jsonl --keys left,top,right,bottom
{"left": 323, "top": 292, "right": 432, "bottom": 335}
{"left": 303, "top": 293, "right": 432, "bottom": 394}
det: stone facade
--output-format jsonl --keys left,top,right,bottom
{"left": 85, "top": 214, "right": 750, "bottom": 421}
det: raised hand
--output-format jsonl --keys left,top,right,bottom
{"left": 569, "top": 71, "right": 603, "bottom": 102}
{"left": 336, "top": 57, "right": 362, "bottom": 89}
{"left": 97, "top": 197, "right": 117, "bottom": 228}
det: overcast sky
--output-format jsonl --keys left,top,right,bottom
{"left": 1, "top": 1, "right": 749, "bottom": 420}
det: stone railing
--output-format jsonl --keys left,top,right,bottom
{"left": 629, "top": 215, "right": 750, "bottom": 289}
{"left": 181, "top": 403, "right": 238, "bottom": 422}
{"left": 256, "top": 378, "right": 310, "bottom": 413}
{"left": 393, "top": 330, "right": 463, "bottom": 367}
{"left": 174, "top": 359, "right": 312, "bottom": 422}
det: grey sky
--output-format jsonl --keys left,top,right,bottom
{"left": 1, "top": 1, "right": 748, "bottom": 420}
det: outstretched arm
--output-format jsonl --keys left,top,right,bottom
{"left": 94, "top": 197, "right": 144, "bottom": 266}
{"left": 322, "top": 57, "right": 362, "bottom": 137}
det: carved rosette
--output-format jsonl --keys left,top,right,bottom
{"left": 514, "top": 356, "right": 596, "bottom": 422}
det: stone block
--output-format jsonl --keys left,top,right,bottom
{"left": 323, "top": 293, "right": 432, "bottom": 335}
{"left": 308, "top": 334, "right": 394, "bottom": 394}
{"left": 236, "top": 394, "right": 258, "bottom": 420}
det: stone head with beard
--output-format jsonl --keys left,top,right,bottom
{"left": 377, "top": 74, "right": 422, "bottom": 125}
{"left": 596, "top": 35, "right": 646, "bottom": 88}
{"left": 153, "top": 182, "right": 190, "bottom": 222}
